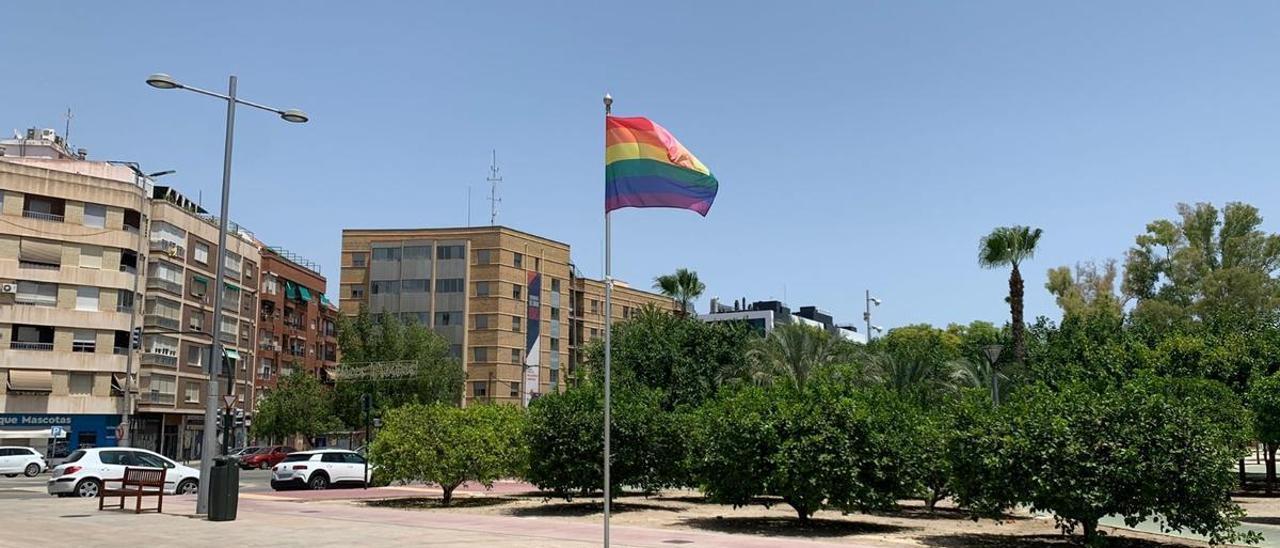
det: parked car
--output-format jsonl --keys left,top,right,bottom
{"left": 270, "top": 450, "right": 371, "bottom": 491}
{"left": 225, "top": 446, "right": 261, "bottom": 459}
{"left": 0, "top": 446, "right": 47, "bottom": 477}
{"left": 240, "top": 446, "right": 295, "bottom": 470}
{"left": 46, "top": 447, "right": 199, "bottom": 498}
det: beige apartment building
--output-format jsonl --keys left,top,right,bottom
{"left": 0, "top": 129, "right": 257, "bottom": 460}
{"left": 340, "top": 225, "right": 677, "bottom": 405}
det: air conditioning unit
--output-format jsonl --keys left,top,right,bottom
{"left": 0, "top": 282, "right": 15, "bottom": 294}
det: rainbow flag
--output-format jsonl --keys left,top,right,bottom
{"left": 605, "top": 116, "right": 718, "bottom": 216}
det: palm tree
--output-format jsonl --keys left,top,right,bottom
{"left": 746, "top": 323, "right": 844, "bottom": 390}
{"left": 978, "top": 226, "right": 1043, "bottom": 363}
{"left": 653, "top": 268, "right": 706, "bottom": 315}
{"left": 865, "top": 353, "right": 963, "bottom": 403}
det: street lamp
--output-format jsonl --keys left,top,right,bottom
{"left": 146, "top": 72, "right": 308, "bottom": 515}
{"left": 863, "top": 290, "right": 881, "bottom": 343}
{"left": 982, "top": 344, "right": 1003, "bottom": 405}
{"left": 105, "top": 162, "right": 174, "bottom": 449}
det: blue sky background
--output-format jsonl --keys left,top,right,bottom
{"left": 4, "top": 2, "right": 1279, "bottom": 332}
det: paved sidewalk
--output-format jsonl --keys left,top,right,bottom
{"left": 0, "top": 494, "right": 895, "bottom": 548}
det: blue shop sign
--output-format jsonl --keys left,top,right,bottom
{"left": 0, "top": 414, "right": 121, "bottom": 453}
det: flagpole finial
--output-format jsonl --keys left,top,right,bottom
{"left": 603, "top": 93, "right": 613, "bottom": 115}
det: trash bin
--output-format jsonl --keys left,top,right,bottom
{"left": 208, "top": 456, "right": 240, "bottom": 521}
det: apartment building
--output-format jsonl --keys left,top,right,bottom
{"left": 138, "top": 186, "right": 258, "bottom": 460}
{"left": 566, "top": 276, "right": 682, "bottom": 378}
{"left": 0, "top": 154, "right": 144, "bottom": 455}
{"left": 340, "top": 225, "right": 677, "bottom": 405}
{"left": 255, "top": 247, "right": 338, "bottom": 398}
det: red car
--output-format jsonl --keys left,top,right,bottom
{"left": 240, "top": 446, "right": 295, "bottom": 470}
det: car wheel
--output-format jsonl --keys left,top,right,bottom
{"left": 23, "top": 464, "right": 40, "bottom": 477}
{"left": 75, "top": 478, "right": 102, "bottom": 498}
{"left": 177, "top": 479, "right": 199, "bottom": 495}
{"left": 259, "top": 462, "right": 268, "bottom": 470}
{"left": 307, "top": 472, "right": 329, "bottom": 490}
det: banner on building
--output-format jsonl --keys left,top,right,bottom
{"left": 524, "top": 270, "right": 542, "bottom": 405}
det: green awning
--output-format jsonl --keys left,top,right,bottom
{"left": 297, "top": 285, "right": 313, "bottom": 303}
{"left": 222, "top": 348, "right": 240, "bottom": 361}
{"left": 320, "top": 293, "right": 331, "bottom": 306}
{"left": 193, "top": 274, "right": 209, "bottom": 283}
{"left": 285, "top": 281, "right": 297, "bottom": 300}
{"left": 224, "top": 282, "right": 239, "bottom": 291}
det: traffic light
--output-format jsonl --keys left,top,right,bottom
{"left": 131, "top": 327, "right": 142, "bottom": 350}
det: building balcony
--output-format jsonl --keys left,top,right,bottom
{"left": 138, "top": 391, "right": 176, "bottom": 406}
{"left": 149, "top": 240, "right": 185, "bottom": 258}
{"left": 220, "top": 331, "right": 237, "bottom": 344}
{"left": 18, "top": 261, "right": 60, "bottom": 271}
{"left": 146, "top": 278, "right": 183, "bottom": 295}
{"left": 9, "top": 341, "right": 54, "bottom": 351}
{"left": 22, "top": 210, "right": 64, "bottom": 222}
{"left": 141, "top": 353, "right": 178, "bottom": 367}
{"left": 144, "top": 315, "right": 180, "bottom": 332}
{"left": 117, "top": 303, "right": 134, "bottom": 313}
{"left": 113, "top": 346, "right": 129, "bottom": 356}
{"left": 119, "top": 264, "right": 138, "bottom": 275}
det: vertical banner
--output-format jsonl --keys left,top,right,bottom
{"left": 523, "top": 271, "right": 542, "bottom": 405}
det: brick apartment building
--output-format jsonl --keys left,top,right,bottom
{"left": 255, "top": 247, "right": 338, "bottom": 399}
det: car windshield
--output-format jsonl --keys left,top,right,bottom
{"left": 62, "top": 450, "right": 85, "bottom": 464}
{"left": 253, "top": 447, "right": 274, "bottom": 454}
{"left": 281, "top": 453, "right": 313, "bottom": 463}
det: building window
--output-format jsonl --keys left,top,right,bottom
{"left": 69, "top": 372, "right": 94, "bottom": 394}
{"left": 550, "top": 308, "right": 560, "bottom": 321}
{"left": 190, "top": 312, "right": 204, "bottom": 332}
{"left": 475, "top": 249, "right": 492, "bottom": 264}
{"left": 403, "top": 245, "right": 431, "bottom": 260}
{"left": 512, "top": 316, "right": 522, "bottom": 332}
{"left": 194, "top": 242, "right": 209, "bottom": 264}
{"left": 513, "top": 252, "right": 523, "bottom": 269}
{"left": 510, "top": 381, "right": 520, "bottom": 398}
{"left": 79, "top": 245, "right": 102, "bottom": 270}
{"left": 83, "top": 203, "right": 106, "bottom": 228}
{"left": 264, "top": 276, "right": 278, "bottom": 295}
{"left": 475, "top": 281, "right": 491, "bottom": 297}
{"left": 403, "top": 312, "right": 429, "bottom": 325}
{"left": 371, "top": 281, "right": 400, "bottom": 295}
{"left": 549, "top": 368, "right": 559, "bottom": 387}
{"left": 223, "top": 252, "right": 241, "bottom": 275}
{"left": 15, "top": 280, "right": 57, "bottom": 307}
{"left": 372, "top": 247, "right": 401, "bottom": 261}
{"left": 72, "top": 330, "right": 96, "bottom": 353}
{"left": 472, "top": 381, "right": 487, "bottom": 398}
{"left": 184, "top": 383, "right": 200, "bottom": 404}
{"left": 513, "top": 284, "right": 522, "bottom": 300}
{"left": 511, "top": 348, "right": 522, "bottom": 364}
{"left": 474, "top": 314, "right": 491, "bottom": 330}
{"left": 351, "top": 285, "right": 366, "bottom": 299}
{"left": 191, "top": 277, "right": 208, "bottom": 298}
{"left": 472, "top": 347, "right": 488, "bottom": 363}
{"left": 350, "top": 252, "right": 367, "bottom": 267}
{"left": 76, "top": 286, "right": 100, "bottom": 311}
{"left": 591, "top": 300, "right": 600, "bottom": 314}
{"left": 435, "top": 278, "right": 464, "bottom": 293}
{"left": 535, "top": 257, "right": 541, "bottom": 271}
{"left": 150, "top": 221, "right": 186, "bottom": 247}
{"left": 188, "top": 345, "right": 205, "bottom": 367}
{"left": 550, "top": 338, "right": 560, "bottom": 351}
{"left": 434, "top": 311, "right": 460, "bottom": 326}
{"left": 550, "top": 278, "right": 560, "bottom": 292}
{"left": 437, "top": 245, "right": 465, "bottom": 260}
{"left": 402, "top": 279, "right": 430, "bottom": 293}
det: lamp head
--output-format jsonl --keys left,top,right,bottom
{"left": 279, "top": 109, "right": 309, "bottom": 123}
{"left": 870, "top": 297, "right": 882, "bottom": 306}
{"left": 145, "top": 73, "right": 181, "bottom": 90}
{"left": 147, "top": 170, "right": 176, "bottom": 178}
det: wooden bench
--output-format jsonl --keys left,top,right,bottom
{"left": 98, "top": 467, "right": 167, "bottom": 514}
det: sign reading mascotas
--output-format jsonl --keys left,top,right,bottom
{"left": 0, "top": 415, "right": 74, "bottom": 427}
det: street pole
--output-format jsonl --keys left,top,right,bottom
{"left": 144, "top": 72, "right": 307, "bottom": 516}
{"left": 864, "top": 289, "right": 871, "bottom": 343}
{"left": 121, "top": 170, "right": 144, "bottom": 448}
{"left": 363, "top": 393, "right": 371, "bottom": 489}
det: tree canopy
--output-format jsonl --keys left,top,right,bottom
{"left": 251, "top": 371, "right": 342, "bottom": 446}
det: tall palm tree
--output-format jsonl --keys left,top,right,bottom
{"left": 865, "top": 353, "right": 963, "bottom": 403}
{"left": 746, "top": 323, "right": 844, "bottom": 390}
{"left": 978, "top": 226, "right": 1043, "bottom": 363}
{"left": 653, "top": 268, "right": 706, "bottom": 315}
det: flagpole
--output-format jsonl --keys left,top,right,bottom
{"left": 602, "top": 91, "right": 614, "bottom": 548}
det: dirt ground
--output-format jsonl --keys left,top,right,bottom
{"left": 364, "top": 489, "right": 1219, "bottom": 547}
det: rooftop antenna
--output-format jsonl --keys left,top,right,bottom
{"left": 487, "top": 149, "right": 502, "bottom": 226}
{"left": 64, "top": 108, "right": 73, "bottom": 145}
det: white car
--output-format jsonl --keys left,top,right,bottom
{"left": 270, "top": 449, "right": 371, "bottom": 490}
{"left": 46, "top": 447, "right": 200, "bottom": 498}
{"left": 0, "top": 446, "right": 47, "bottom": 477}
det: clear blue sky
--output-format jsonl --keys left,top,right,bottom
{"left": 5, "top": 2, "right": 1280, "bottom": 331}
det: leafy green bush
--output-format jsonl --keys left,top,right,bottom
{"left": 370, "top": 403, "right": 525, "bottom": 504}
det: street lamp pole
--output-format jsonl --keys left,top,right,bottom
{"left": 146, "top": 73, "right": 307, "bottom": 515}
{"left": 864, "top": 290, "right": 881, "bottom": 343}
